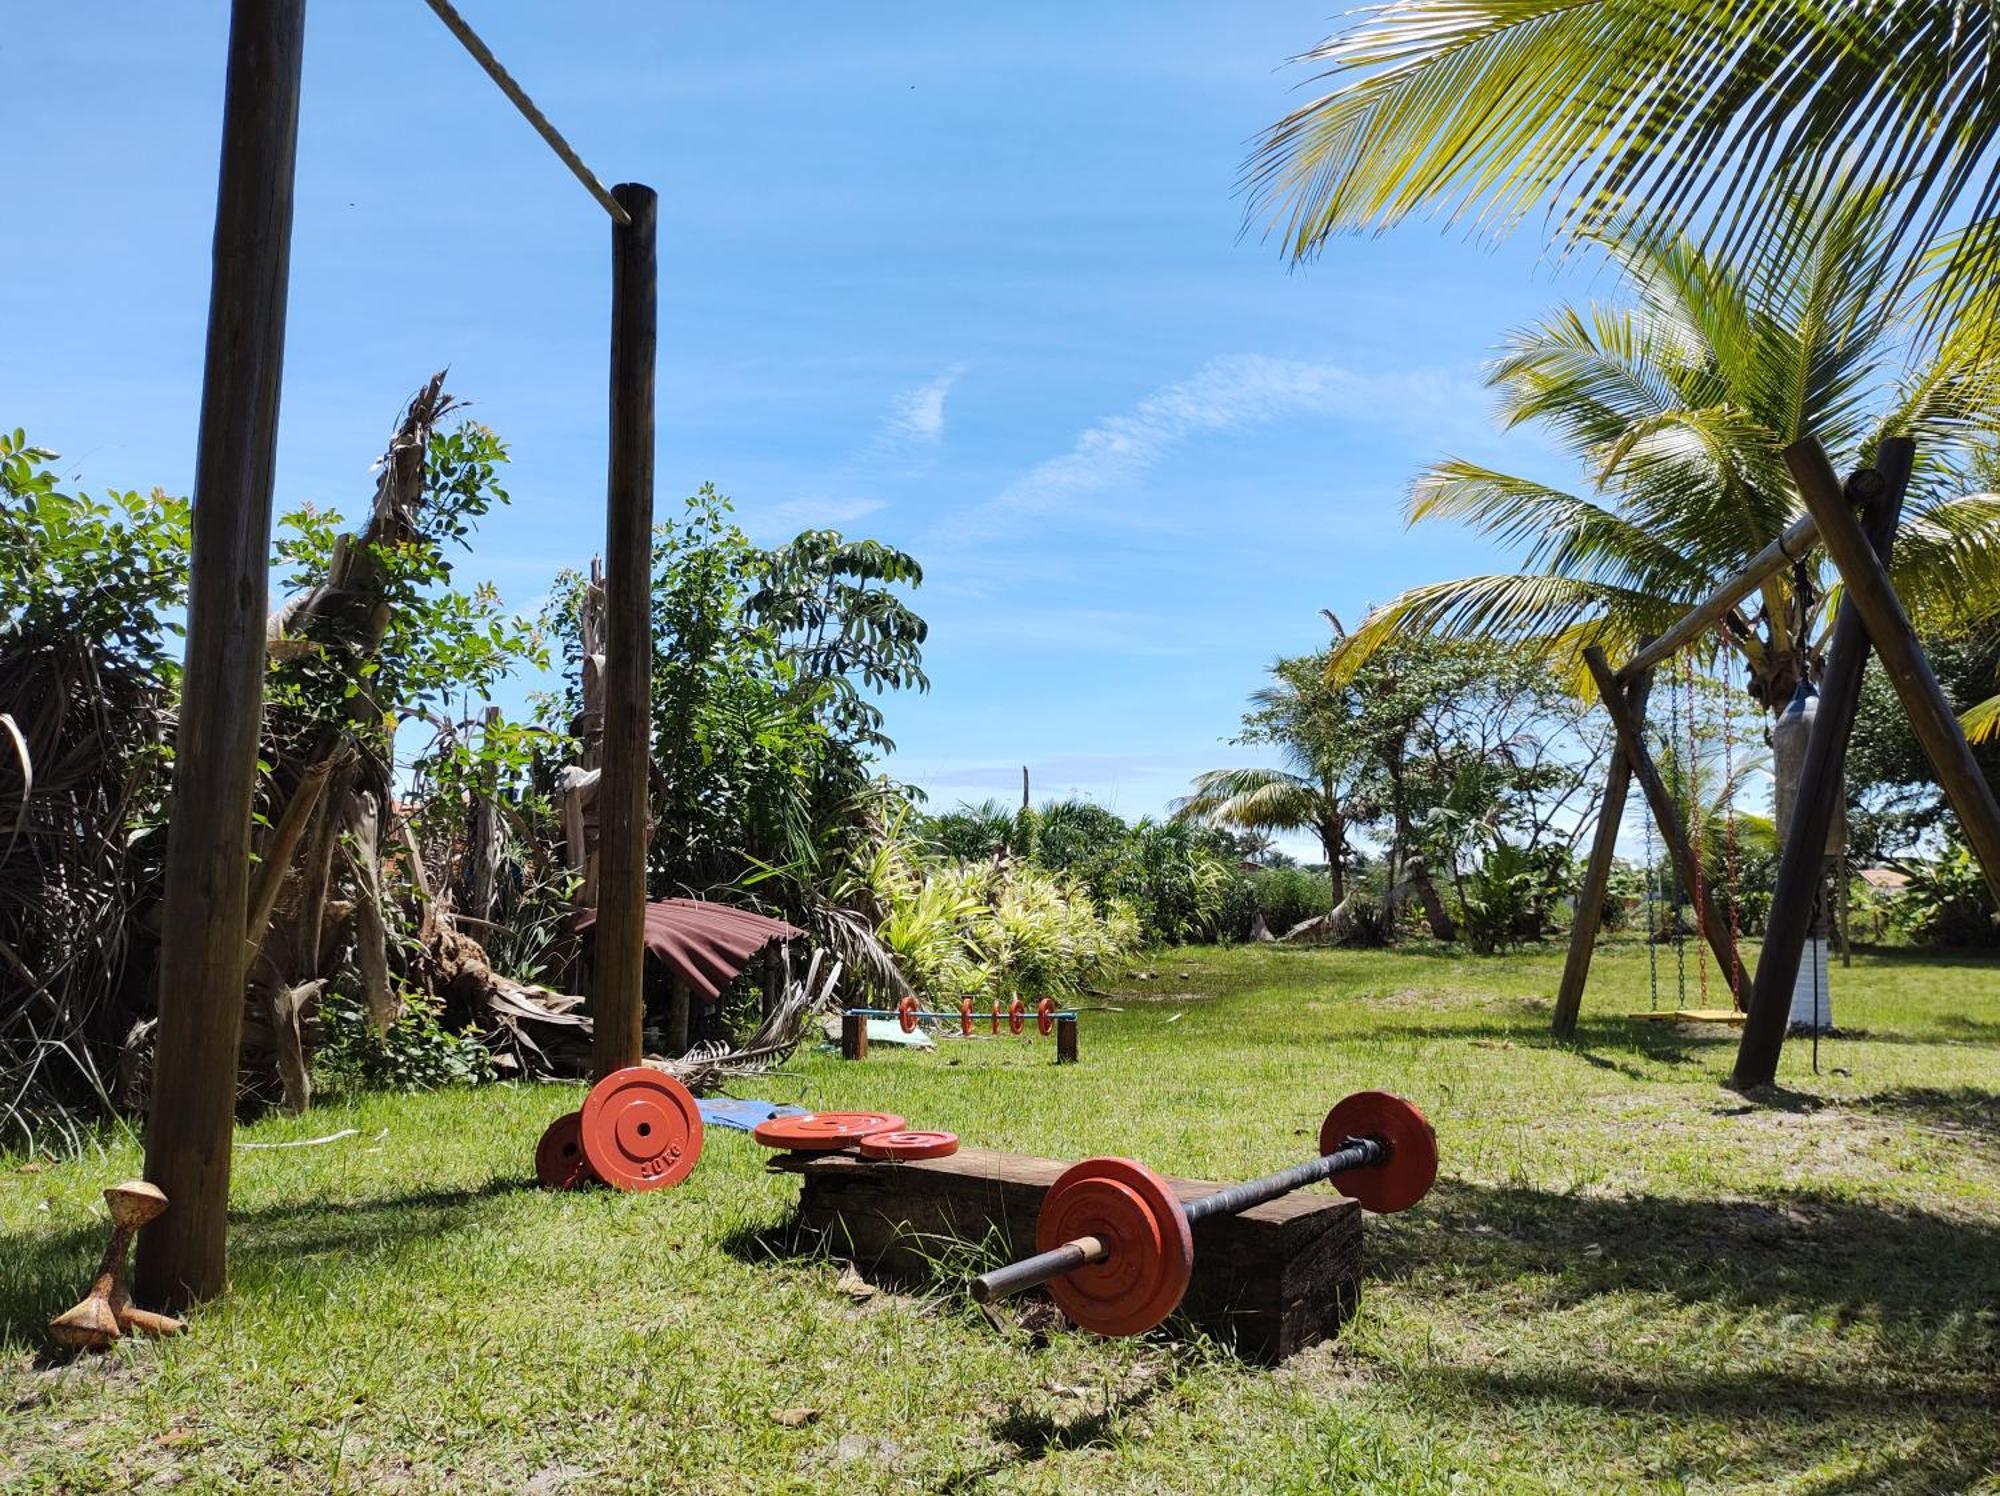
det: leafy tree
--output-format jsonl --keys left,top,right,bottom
{"left": 1847, "top": 628, "right": 2000, "bottom": 859}
{"left": 1246, "top": 0, "right": 2000, "bottom": 296}
{"left": 1329, "top": 194, "right": 2000, "bottom": 715}
{"left": 1174, "top": 637, "right": 1373, "bottom": 908}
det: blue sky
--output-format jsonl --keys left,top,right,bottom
{"left": 8, "top": 3, "right": 1597, "bottom": 855}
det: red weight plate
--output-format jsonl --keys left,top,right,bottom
{"left": 857, "top": 1129, "right": 960, "bottom": 1161}
{"left": 1319, "top": 1090, "right": 1438, "bottom": 1214}
{"left": 991, "top": 999, "right": 1003, "bottom": 1035}
{"left": 751, "top": 1111, "right": 909, "bottom": 1151}
{"left": 1008, "top": 998, "right": 1026, "bottom": 1035}
{"left": 578, "top": 1067, "right": 704, "bottom": 1192}
{"left": 898, "top": 996, "right": 921, "bottom": 1034}
{"left": 1036, "top": 998, "right": 1056, "bottom": 1036}
{"left": 1035, "top": 1157, "right": 1192, "bottom": 1337}
{"left": 959, "top": 998, "right": 975, "bottom": 1037}
{"left": 534, "top": 1110, "right": 595, "bottom": 1190}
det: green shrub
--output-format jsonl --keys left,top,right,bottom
{"left": 1891, "top": 839, "right": 2000, "bottom": 947}
{"left": 316, "top": 988, "right": 496, "bottom": 1095}
{"left": 1249, "top": 867, "right": 1336, "bottom": 935}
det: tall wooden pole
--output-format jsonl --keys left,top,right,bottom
{"left": 1582, "top": 646, "right": 1747, "bottom": 1006}
{"left": 1551, "top": 670, "right": 1652, "bottom": 1039}
{"left": 1793, "top": 440, "right": 2000, "bottom": 905}
{"left": 592, "top": 182, "right": 657, "bottom": 1079}
{"left": 1732, "top": 439, "right": 1908, "bottom": 1090}
{"left": 135, "top": 0, "right": 307, "bottom": 1311}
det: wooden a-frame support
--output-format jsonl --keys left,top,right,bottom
{"left": 1731, "top": 437, "right": 2000, "bottom": 1088}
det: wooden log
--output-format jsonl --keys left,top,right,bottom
{"left": 1055, "top": 1013, "right": 1078, "bottom": 1064}
{"left": 841, "top": 1011, "right": 868, "bottom": 1061}
{"left": 1618, "top": 513, "right": 1820, "bottom": 680}
{"left": 1790, "top": 438, "right": 2000, "bottom": 909}
{"left": 592, "top": 183, "right": 658, "bottom": 1080}
{"left": 135, "top": 0, "right": 307, "bottom": 1313}
{"left": 773, "top": 1146, "right": 1363, "bottom": 1364}
{"left": 1583, "top": 646, "right": 1746, "bottom": 1006}
{"left": 665, "top": 975, "right": 692, "bottom": 1057}
{"left": 1552, "top": 669, "right": 1653, "bottom": 1039}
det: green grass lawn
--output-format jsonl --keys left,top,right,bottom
{"left": 5, "top": 942, "right": 1998, "bottom": 1493}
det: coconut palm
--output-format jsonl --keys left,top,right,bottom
{"left": 1245, "top": 0, "right": 2000, "bottom": 295}
{"left": 1173, "top": 649, "right": 1371, "bottom": 910}
{"left": 1328, "top": 192, "right": 2000, "bottom": 712}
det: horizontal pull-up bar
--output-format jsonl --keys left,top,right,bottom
{"left": 1616, "top": 507, "right": 1842, "bottom": 680}
{"left": 420, "top": 0, "right": 631, "bottom": 226}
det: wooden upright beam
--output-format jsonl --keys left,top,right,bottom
{"left": 1732, "top": 439, "right": 1909, "bottom": 1090}
{"left": 136, "top": 0, "right": 308, "bottom": 1312}
{"left": 1552, "top": 670, "right": 1653, "bottom": 1039}
{"left": 1794, "top": 440, "right": 2000, "bottom": 906}
{"left": 1582, "top": 646, "right": 1747, "bottom": 1006}
{"left": 592, "top": 182, "right": 658, "bottom": 1079}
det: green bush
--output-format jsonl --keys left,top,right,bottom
{"left": 1248, "top": 867, "right": 1336, "bottom": 935}
{"left": 316, "top": 988, "right": 497, "bottom": 1095}
{"left": 1891, "top": 839, "right": 2000, "bottom": 947}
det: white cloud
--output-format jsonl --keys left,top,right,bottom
{"left": 941, "top": 354, "right": 1477, "bottom": 545}
{"left": 747, "top": 495, "right": 886, "bottom": 539}
{"left": 883, "top": 366, "right": 964, "bottom": 446}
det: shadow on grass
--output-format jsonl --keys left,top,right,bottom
{"left": 1411, "top": 1361, "right": 1999, "bottom": 1495}
{"left": 0, "top": 1178, "right": 535, "bottom": 1348}
{"left": 1851, "top": 1084, "right": 2000, "bottom": 1142}
{"left": 1372, "top": 1176, "right": 2000, "bottom": 1345}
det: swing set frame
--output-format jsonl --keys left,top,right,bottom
{"left": 1551, "top": 435, "right": 2000, "bottom": 1091}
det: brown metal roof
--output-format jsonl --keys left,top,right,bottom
{"left": 575, "top": 898, "right": 804, "bottom": 1002}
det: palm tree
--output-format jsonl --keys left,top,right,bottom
{"left": 1245, "top": 0, "right": 2000, "bottom": 296}
{"left": 1328, "top": 194, "right": 2000, "bottom": 713}
{"left": 1173, "top": 649, "right": 1369, "bottom": 911}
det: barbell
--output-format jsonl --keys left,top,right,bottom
{"left": 844, "top": 997, "right": 1073, "bottom": 1037}
{"left": 968, "top": 1090, "right": 1437, "bottom": 1336}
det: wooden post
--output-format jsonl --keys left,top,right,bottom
{"left": 1055, "top": 1014, "right": 1078, "bottom": 1064}
{"left": 134, "top": 0, "right": 307, "bottom": 1313}
{"left": 760, "top": 945, "right": 785, "bottom": 1023}
{"left": 1732, "top": 442, "right": 1909, "bottom": 1090}
{"left": 1792, "top": 439, "right": 2000, "bottom": 906}
{"left": 1582, "top": 647, "right": 1746, "bottom": 1006}
{"left": 1552, "top": 669, "right": 1653, "bottom": 1039}
{"left": 665, "top": 975, "right": 691, "bottom": 1057}
{"left": 841, "top": 1011, "right": 868, "bottom": 1062}
{"left": 592, "top": 182, "right": 657, "bottom": 1080}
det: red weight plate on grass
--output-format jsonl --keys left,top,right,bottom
{"left": 1036, "top": 998, "right": 1056, "bottom": 1036}
{"left": 1035, "top": 1157, "right": 1192, "bottom": 1337}
{"left": 898, "top": 996, "right": 921, "bottom": 1033}
{"left": 751, "top": 1111, "right": 909, "bottom": 1151}
{"left": 578, "top": 1067, "right": 704, "bottom": 1192}
{"left": 534, "top": 1110, "right": 595, "bottom": 1190}
{"left": 990, "top": 1000, "right": 1003, "bottom": 1035}
{"left": 857, "top": 1129, "right": 960, "bottom": 1161}
{"left": 1318, "top": 1090, "right": 1438, "bottom": 1214}
{"left": 959, "top": 998, "right": 975, "bottom": 1036}
{"left": 1008, "top": 998, "right": 1026, "bottom": 1035}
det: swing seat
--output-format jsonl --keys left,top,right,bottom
{"left": 1626, "top": 1008, "right": 1745, "bottom": 1025}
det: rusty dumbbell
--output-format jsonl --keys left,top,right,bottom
{"left": 47, "top": 1180, "right": 187, "bottom": 1352}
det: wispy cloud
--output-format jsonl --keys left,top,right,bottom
{"left": 744, "top": 495, "right": 886, "bottom": 540}
{"left": 882, "top": 366, "right": 965, "bottom": 446}
{"left": 939, "top": 354, "right": 1477, "bottom": 546}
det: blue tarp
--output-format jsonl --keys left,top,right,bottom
{"left": 696, "top": 1097, "right": 810, "bottom": 1133}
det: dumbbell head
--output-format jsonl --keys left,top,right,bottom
{"left": 1319, "top": 1091, "right": 1437, "bottom": 1214}
{"left": 1033, "top": 1157, "right": 1193, "bottom": 1337}
{"left": 535, "top": 1110, "right": 595, "bottom": 1190}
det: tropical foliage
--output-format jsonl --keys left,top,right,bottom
{"left": 1326, "top": 193, "right": 2000, "bottom": 711}
{"left": 1247, "top": 0, "right": 2000, "bottom": 299}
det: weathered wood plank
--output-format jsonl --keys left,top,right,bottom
{"left": 773, "top": 1146, "right": 1363, "bottom": 1363}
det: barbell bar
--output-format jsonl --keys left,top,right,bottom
{"left": 969, "top": 1090, "right": 1437, "bottom": 1336}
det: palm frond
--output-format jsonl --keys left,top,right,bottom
{"left": 1243, "top": 0, "right": 2000, "bottom": 297}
